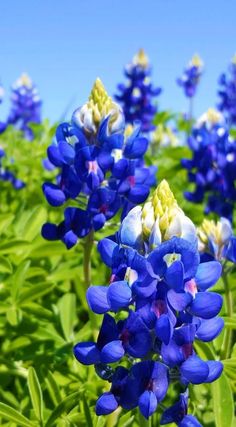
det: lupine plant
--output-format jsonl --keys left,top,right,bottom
{"left": 217, "top": 55, "right": 236, "bottom": 126}
{"left": 7, "top": 73, "right": 42, "bottom": 139}
{"left": 74, "top": 180, "right": 224, "bottom": 426}
{"left": 177, "top": 55, "right": 203, "bottom": 119}
{"left": 42, "top": 78, "right": 156, "bottom": 249}
{"left": 182, "top": 108, "right": 236, "bottom": 221}
{"left": 115, "top": 49, "right": 162, "bottom": 133}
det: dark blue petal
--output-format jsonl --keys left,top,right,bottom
{"left": 86, "top": 286, "right": 110, "bottom": 314}
{"left": 189, "top": 292, "right": 223, "bottom": 319}
{"left": 155, "top": 314, "right": 173, "bottom": 345}
{"left": 165, "top": 260, "right": 184, "bottom": 291}
{"left": 97, "top": 238, "right": 118, "bottom": 267}
{"left": 167, "top": 289, "right": 192, "bottom": 311}
{"left": 107, "top": 281, "right": 132, "bottom": 312}
{"left": 43, "top": 183, "right": 66, "bottom": 206}
{"left": 195, "top": 262, "right": 222, "bottom": 291}
{"left": 181, "top": 356, "right": 209, "bottom": 384}
{"left": 96, "top": 392, "right": 118, "bottom": 415}
{"left": 179, "top": 415, "right": 203, "bottom": 427}
{"left": 161, "top": 340, "right": 185, "bottom": 367}
{"left": 196, "top": 317, "right": 224, "bottom": 341}
{"left": 100, "top": 340, "right": 125, "bottom": 363}
{"left": 73, "top": 342, "right": 100, "bottom": 365}
{"left": 204, "top": 361, "right": 223, "bottom": 383}
{"left": 62, "top": 230, "right": 78, "bottom": 249}
{"left": 139, "top": 391, "right": 157, "bottom": 419}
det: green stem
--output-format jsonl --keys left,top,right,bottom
{"left": 83, "top": 230, "right": 97, "bottom": 335}
{"left": 83, "top": 230, "right": 94, "bottom": 288}
{"left": 221, "top": 270, "right": 234, "bottom": 359}
{"left": 139, "top": 412, "right": 150, "bottom": 427}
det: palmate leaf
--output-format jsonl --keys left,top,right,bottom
{"left": 27, "top": 367, "right": 44, "bottom": 423}
{"left": 0, "top": 402, "right": 35, "bottom": 427}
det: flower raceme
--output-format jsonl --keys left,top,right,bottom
{"left": 73, "top": 181, "right": 224, "bottom": 424}
{"left": 7, "top": 73, "right": 42, "bottom": 140}
{"left": 177, "top": 54, "right": 203, "bottom": 98}
{"left": 115, "top": 49, "right": 162, "bottom": 133}
{"left": 217, "top": 54, "right": 236, "bottom": 125}
{"left": 42, "top": 79, "right": 156, "bottom": 248}
{"left": 182, "top": 108, "right": 236, "bottom": 221}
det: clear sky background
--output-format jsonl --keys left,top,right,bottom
{"left": 0, "top": 0, "right": 235, "bottom": 122}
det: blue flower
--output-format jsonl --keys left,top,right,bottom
{"left": 160, "top": 392, "right": 202, "bottom": 426}
{"left": 42, "top": 79, "right": 155, "bottom": 248}
{"left": 177, "top": 55, "right": 203, "bottom": 98}
{"left": 7, "top": 73, "right": 41, "bottom": 139}
{"left": 217, "top": 56, "right": 236, "bottom": 125}
{"left": 115, "top": 49, "right": 161, "bottom": 133}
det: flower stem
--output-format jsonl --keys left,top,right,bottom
{"left": 139, "top": 412, "right": 150, "bottom": 427}
{"left": 221, "top": 270, "right": 234, "bottom": 359}
{"left": 83, "top": 230, "right": 97, "bottom": 335}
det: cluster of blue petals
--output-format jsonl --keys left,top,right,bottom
{"left": 115, "top": 62, "right": 161, "bottom": 132}
{"left": 42, "top": 117, "right": 156, "bottom": 248}
{"left": 182, "top": 120, "right": 236, "bottom": 221}
{"left": 7, "top": 79, "right": 42, "bottom": 140}
{"left": 73, "top": 210, "right": 223, "bottom": 424}
{"left": 177, "top": 64, "right": 202, "bottom": 98}
{"left": 217, "top": 61, "right": 236, "bottom": 125}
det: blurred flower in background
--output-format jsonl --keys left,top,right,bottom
{"left": 115, "top": 49, "right": 162, "bottom": 133}
{"left": 7, "top": 73, "right": 42, "bottom": 139}
{"left": 177, "top": 54, "right": 204, "bottom": 99}
{"left": 217, "top": 54, "right": 236, "bottom": 126}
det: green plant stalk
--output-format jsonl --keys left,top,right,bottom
{"left": 139, "top": 412, "right": 150, "bottom": 427}
{"left": 221, "top": 270, "right": 234, "bottom": 360}
{"left": 83, "top": 230, "right": 97, "bottom": 334}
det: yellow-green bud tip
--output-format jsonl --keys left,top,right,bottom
{"left": 133, "top": 49, "right": 149, "bottom": 68}
{"left": 18, "top": 73, "right": 32, "bottom": 88}
{"left": 191, "top": 54, "right": 203, "bottom": 68}
{"left": 87, "top": 78, "right": 118, "bottom": 126}
{"left": 231, "top": 54, "right": 236, "bottom": 65}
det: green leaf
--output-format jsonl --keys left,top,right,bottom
{"left": 45, "top": 371, "right": 62, "bottom": 407}
{"left": 82, "top": 395, "right": 93, "bottom": 427}
{"left": 27, "top": 367, "right": 44, "bottom": 422}
{"left": 23, "top": 205, "right": 47, "bottom": 241}
{"left": 212, "top": 372, "right": 234, "bottom": 427}
{"left": 0, "top": 213, "right": 14, "bottom": 235}
{"left": 11, "top": 259, "right": 31, "bottom": 301}
{"left": 45, "top": 391, "right": 80, "bottom": 427}
{"left": 0, "top": 402, "right": 35, "bottom": 427}
{"left": 0, "top": 256, "right": 13, "bottom": 274}
{"left": 0, "top": 239, "right": 30, "bottom": 254}
{"left": 223, "top": 316, "right": 236, "bottom": 329}
{"left": 18, "top": 282, "right": 55, "bottom": 305}
{"left": 58, "top": 293, "right": 76, "bottom": 341}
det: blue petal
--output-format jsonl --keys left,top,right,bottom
{"left": 58, "top": 141, "right": 75, "bottom": 163}
{"left": 128, "top": 185, "right": 150, "bottom": 204}
{"left": 161, "top": 340, "right": 185, "bottom": 368}
{"left": 195, "top": 261, "right": 222, "bottom": 291}
{"left": 41, "top": 223, "right": 59, "bottom": 241}
{"left": 179, "top": 415, "right": 203, "bottom": 427}
{"left": 96, "top": 392, "right": 118, "bottom": 415}
{"left": 167, "top": 289, "right": 192, "bottom": 311}
{"left": 196, "top": 317, "right": 224, "bottom": 342}
{"left": 180, "top": 356, "right": 209, "bottom": 384}
{"left": 107, "top": 281, "right": 131, "bottom": 312}
{"left": 189, "top": 292, "right": 223, "bottom": 319}
{"left": 124, "top": 136, "right": 148, "bottom": 159}
{"left": 155, "top": 314, "right": 173, "bottom": 345}
{"left": 62, "top": 230, "right": 78, "bottom": 249}
{"left": 97, "top": 239, "right": 118, "bottom": 267}
{"left": 204, "top": 361, "right": 223, "bottom": 383}
{"left": 86, "top": 286, "right": 110, "bottom": 314}
{"left": 43, "top": 183, "right": 66, "bottom": 206}
{"left": 165, "top": 261, "right": 184, "bottom": 291}
{"left": 139, "top": 391, "right": 157, "bottom": 419}
{"left": 152, "top": 362, "right": 169, "bottom": 402}
{"left": 100, "top": 340, "right": 125, "bottom": 363}
{"left": 47, "top": 145, "right": 63, "bottom": 167}
{"left": 73, "top": 342, "right": 100, "bottom": 365}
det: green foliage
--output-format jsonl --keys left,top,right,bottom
{"left": 0, "top": 120, "right": 235, "bottom": 426}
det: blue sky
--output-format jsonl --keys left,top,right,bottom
{"left": 0, "top": 0, "right": 236, "bottom": 122}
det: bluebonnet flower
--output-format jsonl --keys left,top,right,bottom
{"left": 177, "top": 54, "right": 203, "bottom": 98}
{"left": 0, "top": 148, "right": 25, "bottom": 189}
{"left": 182, "top": 108, "right": 236, "bottom": 221}
{"left": 198, "top": 217, "right": 236, "bottom": 263}
{"left": 42, "top": 79, "right": 156, "bottom": 248}
{"left": 115, "top": 49, "right": 161, "bottom": 133}
{"left": 74, "top": 181, "right": 224, "bottom": 424}
{"left": 8, "top": 73, "right": 42, "bottom": 139}
{"left": 217, "top": 55, "right": 236, "bottom": 125}
{"left": 0, "top": 82, "right": 7, "bottom": 134}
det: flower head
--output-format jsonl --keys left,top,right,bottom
{"left": 177, "top": 54, "right": 203, "bottom": 98}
